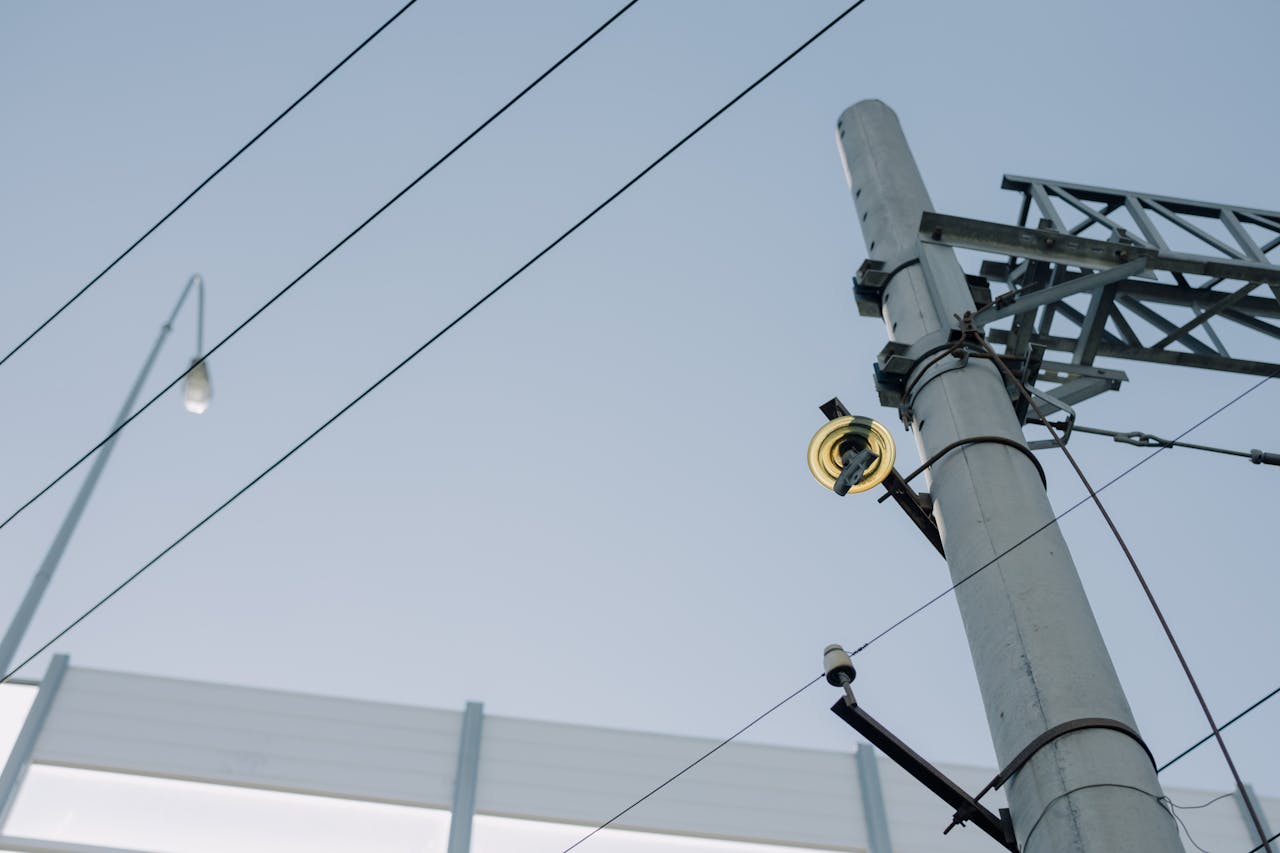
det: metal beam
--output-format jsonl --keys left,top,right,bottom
{"left": 446, "top": 701, "right": 484, "bottom": 853}
{"left": 973, "top": 259, "right": 1146, "bottom": 326}
{"left": 854, "top": 743, "right": 893, "bottom": 853}
{"left": 1074, "top": 284, "right": 1118, "bottom": 365}
{"left": 1222, "top": 308, "right": 1280, "bottom": 340}
{"left": 1116, "top": 279, "right": 1280, "bottom": 319}
{"left": 1149, "top": 281, "right": 1263, "bottom": 351}
{"left": 920, "top": 212, "right": 1280, "bottom": 286}
{"left": 1003, "top": 175, "right": 1280, "bottom": 224}
{"left": 1047, "top": 183, "right": 1144, "bottom": 244}
{"left": 833, "top": 699, "right": 1013, "bottom": 850}
{"left": 1144, "top": 198, "right": 1244, "bottom": 260}
{"left": 986, "top": 329, "right": 1280, "bottom": 377}
{"left": 1115, "top": 296, "right": 1217, "bottom": 355}
{"left": 0, "top": 655, "right": 69, "bottom": 827}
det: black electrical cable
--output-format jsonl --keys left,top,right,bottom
{"left": 561, "top": 675, "right": 824, "bottom": 852}
{"left": 1159, "top": 683, "right": 1280, "bottom": 772}
{"left": 0, "top": 0, "right": 872, "bottom": 684}
{"left": 0, "top": 0, "right": 424, "bottom": 371}
{"left": 0, "top": 0, "right": 640, "bottom": 539}
{"left": 847, "top": 367, "right": 1276, "bottom": 658}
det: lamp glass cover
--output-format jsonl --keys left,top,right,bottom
{"left": 183, "top": 358, "right": 212, "bottom": 414}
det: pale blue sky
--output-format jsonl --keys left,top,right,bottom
{"left": 0, "top": 0, "right": 1276, "bottom": 815}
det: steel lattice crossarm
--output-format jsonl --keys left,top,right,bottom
{"left": 896, "top": 176, "right": 1280, "bottom": 415}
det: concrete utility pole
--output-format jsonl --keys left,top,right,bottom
{"left": 836, "top": 100, "right": 1184, "bottom": 853}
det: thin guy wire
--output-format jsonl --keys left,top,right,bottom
{"left": 0, "top": 0, "right": 640, "bottom": 540}
{"left": 847, "top": 366, "right": 1276, "bottom": 657}
{"left": 0, "top": 0, "right": 423, "bottom": 370}
{"left": 0, "top": 0, "right": 873, "bottom": 683}
{"left": 970, "top": 326, "right": 1273, "bottom": 853}
{"left": 1068, "top": 423, "right": 1260, "bottom": 461}
{"left": 560, "top": 675, "right": 824, "bottom": 852}
{"left": 1160, "top": 682, "right": 1280, "bottom": 772}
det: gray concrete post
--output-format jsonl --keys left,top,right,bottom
{"left": 836, "top": 99, "right": 1183, "bottom": 853}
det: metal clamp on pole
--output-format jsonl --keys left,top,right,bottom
{"left": 972, "top": 717, "right": 1157, "bottom": 804}
{"left": 853, "top": 256, "right": 921, "bottom": 317}
{"left": 879, "top": 435, "right": 1048, "bottom": 496}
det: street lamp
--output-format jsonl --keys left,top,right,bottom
{"left": 183, "top": 275, "right": 211, "bottom": 414}
{"left": 0, "top": 274, "right": 211, "bottom": 675}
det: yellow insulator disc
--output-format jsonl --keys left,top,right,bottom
{"left": 807, "top": 415, "right": 896, "bottom": 494}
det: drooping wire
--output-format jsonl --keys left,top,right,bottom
{"left": 560, "top": 675, "right": 824, "bottom": 852}
{"left": 0, "top": 0, "right": 641, "bottom": 540}
{"left": 967, "top": 323, "right": 1273, "bottom": 853}
{"left": 1160, "top": 682, "right": 1280, "bottom": 772}
{"left": 1163, "top": 791, "right": 1237, "bottom": 811}
{"left": 0, "top": 0, "right": 874, "bottom": 683}
{"left": 1163, "top": 797, "right": 1215, "bottom": 853}
{"left": 1020, "top": 783, "right": 1179, "bottom": 851}
{"left": 0, "top": 0, "right": 424, "bottom": 371}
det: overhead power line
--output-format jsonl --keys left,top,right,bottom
{"left": 0, "top": 0, "right": 872, "bottom": 682}
{"left": 1159, "top": 682, "right": 1280, "bottom": 772}
{"left": 0, "top": 0, "right": 640, "bottom": 540}
{"left": 0, "top": 0, "right": 424, "bottom": 371}
{"left": 562, "top": 675, "right": 824, "bottom": 852}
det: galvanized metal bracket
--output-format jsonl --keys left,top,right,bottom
{"left": 853, "top": 256, "right": 920, "bottom": 317}
{"left": 831, "top": 694, "right": 1018, "bottom": 851}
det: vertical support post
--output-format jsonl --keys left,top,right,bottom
{"left": 1236, "top": 784, "right": 1274, "bottom": 849}
{"left": 0, "top": 654, "right": 69, "bottom": 829}
{"left": 836, "top": 100, "right": 1183, "bottom": 853}
{"left": 446, "top": 701, "right": 484, "bottom": 853}
{"left": 855, "top": 743, "right": 893, "bottom": 853}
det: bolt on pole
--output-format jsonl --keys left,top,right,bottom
{"left": 836, "top": 100, "right": 1184, "bottom": 853}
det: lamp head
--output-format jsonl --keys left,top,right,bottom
{"left": 183, "top": 358, "right": 212, "bottom": 414}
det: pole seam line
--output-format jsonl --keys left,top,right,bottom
{"left": 0, "top": 0, "right": 424, "bottom": 369}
